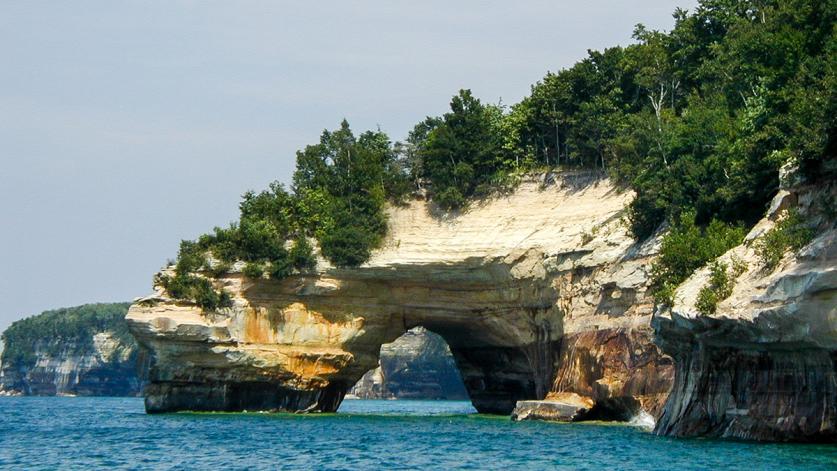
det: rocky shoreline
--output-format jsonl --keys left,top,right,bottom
{"left": 127, "top": 174, "right": 673, "bottom": 418}
{"left": 651, "top": 177, "right": 837, "bottom": 441}
{"left": 125, "top": 171, "right": 835, "bottom": 442}
{"left": 0, "top": 304, "right": 145, "bottom": 397}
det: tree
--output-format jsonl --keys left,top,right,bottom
{"left": 421, "top": 89, "right": 505, "bottom": 209}
{"left": 303, "top": 121, "right": 390, "bottom": 267}
{"left": 239, "top": 182, "right": 295, "bottom": 235}
{"left": 624, "top": 26, "right": 679, "bottom": 167}
{"left": 396, "top": 116, "right": 443, "bottom": 191}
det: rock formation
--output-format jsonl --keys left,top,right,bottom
{"left": 0, "top": 303, "right": 143, "bottom": 396}
{"left": 127, "top": 172, "right": 673, "bottom": 415}
{"left": 511, "top": 392, "right": 595, "bottom": 422}
{"left": 347, "top": 327, "right": 468, "bottom": 400}
{"left": 653, "top": 170, "right": 837, "bottom": 441}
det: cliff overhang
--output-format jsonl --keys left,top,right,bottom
{"left": 128, "top": 173, "right": 672, "bottom": 416}
{"left": 652, "top": 174, "right": 837, "bottom": 442}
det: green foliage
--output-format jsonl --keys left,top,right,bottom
{"left": 651, "top": 211, "right": 746, "bottom": 305}
{"left": 242, "top": 262, "right": 265, "bottom": 279}
{"left": 168, "top": 120, "right": 396, "bottom": 291}
{"left": 175, "top": 240, "right": 205, "bottom": 275}
{"left": 695, "top": 258, "right": 748, "bottom": 316}
{"left": 755, "top": 209, "right": 815, "bottom": 270}
{"left": 420, "top": 90, "right": 507, "bottom": 209}
{"left": 293, "top": 122, "right": 390, "bottom": 267}
{"left": 268, "top": 255, "right": 292, "bottom": 280}
{"left": 203, "top": 260, "right": 232, "bottom": 279}
{"left": 202, "top": 225, "right": 242, "bottom": 263}
{"left": 395, "top": 116, "right": 443, "bottom": 193}
{"left": 293, "top": 121, "right": 390, "bottom": 266}
{"left": 319, "top": 223, "right": 376, "bottom": 268}
{"left": 237, "top": 218, "right": 286, "bottom": 262}
{"left": 294, "top": 188, "right": 333, "bottom": 237}
{"left": 432, "top": 186, "right": 466, "bottom": 210}
{"left": 239, "top": 181, "right": 295, "bottom": 234}
{"left": 0, "top": 303, "right": 133, "bottom": 369}
{"left": 731, "top": 256, "right": 749, "bottom": 278}
{"left": 491, "top": 0, "right": 836, "bottom": 238}
{"left": 474, "top": 169, "right": 522, "bottom": 198}
{"left": 626, "top": 184, "right": 668, "bottom": 240}
{"left": 289, "top": 237, "right": 316, "bottom": 271}
{"left": 164, "top": 0, "right": 835, "bottom": 306}
{"left": 159, "top": 273, "right": 230, "bottom": 310}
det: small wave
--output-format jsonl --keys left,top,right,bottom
{"left": 627, "top": 410, "right": 655, "bottom": 431}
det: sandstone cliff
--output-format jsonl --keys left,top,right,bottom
{"left": 0, "top": 303, "right": 143, "bottom": 396}
{"left": 348, "top": 327, "right": 468, "bottom": 400}
{"left": 128, "top": 172, "right": 673, "bottom": 416}
{"left": 653, "top": 169, "right": 837, "bottom": 441}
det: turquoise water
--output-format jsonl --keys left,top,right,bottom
{"left": 0, "top": 397, "right": 835, "bottom": 470}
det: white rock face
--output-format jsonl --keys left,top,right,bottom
{"left": 127, "top": 172, "right": 672, "bottom": 415}
{"left": 372, "top": 174, "right": 630, "bottom": 266}
{"left": 0, "top": 331, "right": 142, "bottom": 396}
{"left": 664, "top": 186, "right": 836, "bottom": 342}
{"left": 654, "top": 179, "right": 837, "bottom": 441}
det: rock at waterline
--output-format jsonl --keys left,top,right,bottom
{"left": 511, "top": 393, "right": 595, "bottom": 422}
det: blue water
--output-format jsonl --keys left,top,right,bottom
{"left": 0, "top": 397, "right": 835, "bottom": 470}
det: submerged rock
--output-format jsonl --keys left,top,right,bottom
{"left": 128, "top": 173, "right": 672, "bottom": 415}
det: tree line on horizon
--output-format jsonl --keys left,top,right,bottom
{"left": 0, "top": 303, "right": 133, "bottom": 369}
{"left": 165, "top": 0, "right": 834, "bottom": 309}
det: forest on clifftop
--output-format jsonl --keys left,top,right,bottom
{"left": 164, "top": 0, "right": 835, "bottom": 309}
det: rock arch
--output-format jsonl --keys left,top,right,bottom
{"left": 127, "top": 175, "right": 673, "bottom": 416}
{"left": 130, "top": 257, "right": 563, "bottom": 414}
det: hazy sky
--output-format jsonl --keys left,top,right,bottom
{"left": 0, "top": 1, "right": 698, "bottom": 334}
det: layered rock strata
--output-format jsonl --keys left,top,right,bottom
{"left": 654, "top": 175, "right": 837, "bottom": 441}
{"left": 128, "top": 172, "right": 673, "bottom": 415}
{"left": 0, "top": 332, "right": 143, "bottom": 396}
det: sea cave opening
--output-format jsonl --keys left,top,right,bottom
{"left": 339, "top": 327, "right": 474, "bottom": 413}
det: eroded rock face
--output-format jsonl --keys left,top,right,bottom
{"left": 511, "top": 392, "right": 594, "bottom": 422}
{"left": 127, "top": 173, "right": 673, "bottom": 415}
{"left": 552, "top": 329, "right": 673, "bottom": 418}
{"left": 654, "top": 180, "right": 837, "bottom": 441}
{"left": 0, "top": 332, "right": 143, "bottom": 397}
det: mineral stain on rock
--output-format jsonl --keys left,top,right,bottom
{"left": 128, "top": 173, "right": 673, "bottom": 417}
{"left": 126, "top": 171, "right": 837, "bottom": 442}
{"left": 653, "top": 172, "right": 837, "bottom": 442}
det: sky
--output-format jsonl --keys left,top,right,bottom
{"left": 0, "top": 0, "right": 698, "bottom": 335}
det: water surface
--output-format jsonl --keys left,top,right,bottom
{"left": 0, "top": 397, "right": 834, "bottom": 470}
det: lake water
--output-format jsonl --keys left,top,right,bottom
{"left": 0, "top": 397, "right": 835, "bottom": 470}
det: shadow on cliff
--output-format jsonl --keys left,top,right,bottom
{"left": 422, "top": 170, "right": 620, "bottom": 222}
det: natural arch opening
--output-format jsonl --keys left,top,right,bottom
{"left": 135, "top": 255, "right": 563, "bottom": 415}
{"left": 329, "top": 303, "right": 558, "bottom": 416}
{"left": 343, "top": 327, "right": 468, "bottom": 402}
{"left": 131, "top": 173, "right": 678, "bottom": 419}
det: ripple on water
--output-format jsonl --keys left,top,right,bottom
{"left": 0, "top": 397, "right": 835, "bottom": 470}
